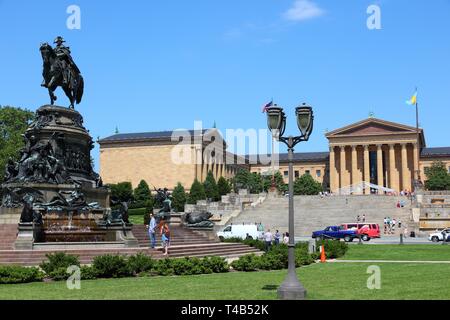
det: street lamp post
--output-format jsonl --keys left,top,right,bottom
{"left": 266, "top": 103, "right": 314, "bottom": 300}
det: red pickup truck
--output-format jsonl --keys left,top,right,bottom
{"left": 340, "top": 223, "right": 381, "bottom": 241}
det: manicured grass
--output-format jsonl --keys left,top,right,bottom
{"left": 1, "top": 263, "right": 450, "bottom": 300}
{"left": 340, "top": 244, "right": 450, "bottom": 261}
{"left": 129, "top": 215, "right": 144, "bottom": 225}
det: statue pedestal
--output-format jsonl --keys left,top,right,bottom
{"left": 14, "top": 223, "right": 43, "bottom": 250}
{"left": 105, "top": 225, "right": 139, "bottom": 248}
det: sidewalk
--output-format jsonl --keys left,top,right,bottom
{"left": 329, "top": 259, "right": 450, "bottom": 264}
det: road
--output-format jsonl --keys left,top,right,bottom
{"left": 295, "top": 236, "right": 440, "bottom": 245}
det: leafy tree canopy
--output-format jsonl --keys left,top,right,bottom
{"left": 425, "top": 161, "right": 450, "bottom": 191}
{"left": 0, "top": 106, "right": 34, "bottom": 183}
{"left": 203, "top": 171, "right": 220, "bottom": 201}
{"left": 293, "top": 174, "right": 323, "bottom": 195}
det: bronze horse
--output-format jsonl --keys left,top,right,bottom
{"left": 40, "top": 43, "right": 84, "bottom": 109}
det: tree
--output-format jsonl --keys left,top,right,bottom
{"left": 172, "top": 182, "right": 187, "bottom": 212}
{"left": 425, "top": 161, "right": 450, "bottom": 191}
{"left": 133, "top": 180, "right": 153, "bottom": 208}
{"left": 247, "top": 172, "right": 264, "bottom": 194}
{"left": 108, "top": 182, "right": 134, "bottom": 202}
{"left": 203, "top": 171, "right": 220, "bottom": 201}
{"left": 0, "top": 106, "right": 34, "bottom": 184}
{"left": 294, "top": 174, "right": 323, "bottom": 195}
{"left": 134, "top": 180, "right": 151, "bottom": 202}
{"left": 217, "top": 176, "right": 231, "bottom": 196}
{"left": 262, "top": 171, "right": 286, "bottom": 193}
{"left": 187, "top": 179, "right": 206, "bottom": 204}
{"left": 232, "top": 168, "right": 250, "bottom": 192}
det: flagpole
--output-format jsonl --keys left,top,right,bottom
{"left": 415, "top": 87, "right": 421, "bottom": 182}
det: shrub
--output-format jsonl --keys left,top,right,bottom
{"left": 316, "top": 239, "right": 348, "bottom": 259}
{"left": 230, "top": 254, "right": 260, "bottom": 272}
{"left": 0, "top": 266, "right": 44, "bottom": 284}
{"left": 258, "top": 253, "right": 286, "bottom": 270}
{"left": 187, "top": 179, "right": 206, "bottom": 204}
{"left": 217, "top": 176, "right": 231, "bottom": 196}
{"left": 152, "top": 258, "right": 174, "bottom": 276}
{"left": 127, "top": 253, "right": 155, "bottom": 275}
{"left": 80, "top": 266, "right": 98, "bottom": 280}
{"left": 108, "top": 182, "right": 134, "bottom": 202}
{"left": 172, "top": 182, "right": 187, "bottom": 212}
{"left": 202, "top": 256, "right": 229, "bottom": 273}
{"left": 92, "top": 254, "right": 132, "bottom": 278}
{"left": 172, "top": 257, "right": 207, "bottom": 275}
{"left": 40, "top": 252, "right": 80, "bottom": 275}
{"left": 128, "top": 208, "right": 147, "bottom": 216}
{"left": 47, "top": 267, "right": 72, "bottom": 281}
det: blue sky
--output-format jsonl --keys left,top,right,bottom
{"left": 1, "top": 0, "right": 450, "bottom": 169}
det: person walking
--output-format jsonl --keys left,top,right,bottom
{"left": 383, "top": 217, "right": 387, "bottom": 234}
{"left": 362, "top": 214, "right": 366, "bottom": 223}
{"left": 274, "top": 230, "right": 281, "bottom": 245}
{"left": 264, "top": 229, "right": 273, "bottom": 252}
{"left": 160, "top": 222, "right": 171, "bottom": 256}
{"left": 392, "top": 218, "right": 397, "bottom": 232}
{"left": 283, "top": 232, "right": 289, "bottom": 245}
{"left": 147, "top": 212, "right": 157, "bottom": 249}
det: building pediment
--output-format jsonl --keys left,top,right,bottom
{"left": 326, "top": 118, "right": 421, "bottom": 138}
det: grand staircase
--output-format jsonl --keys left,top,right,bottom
{"left": 231, "top": 195, "right": 413, "bottom": 237}
{"left": 0, "top": 224, "right": 261, "bottom": 266}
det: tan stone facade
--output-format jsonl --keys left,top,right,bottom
{"left": 99, "top": 119, "right": 450, "bottom": 193}
{"left": 99, "top": 129, "right": 247, "bottom": 190}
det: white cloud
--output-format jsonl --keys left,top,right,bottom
{"left": 283, "top": 0, "right": 325, "bottom": 22}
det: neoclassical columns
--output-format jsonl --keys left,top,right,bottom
{"left": 329, "top": 146, "right": 338, "bottom": 193}
{"left": 377, "top": 145, "right": 384, "bottom": 194}
{"left": 389, "top": 144, "right": 398, "bottom": 191}
{"left": 413, "top": 143, "right": 419, "bottom": 180}
{"left": 363, "top": 145, "right": 370, "bottom": 194}
{"left": 401, "top": 143, "right": 411, "bottom": 191}
{"left": 339, "top": 146, "right": 347, "bottom": 190}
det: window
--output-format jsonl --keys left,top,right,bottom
{"left": 224, "top": 226, "right": 231, "bottom": 232}
{"left": 295, "top": 171, "right": 299, "bottom": 178}
{"left": 305, "top": 170, "right": 311, "bottom": 175}
{"left": 283, "top": 171, "right": 288, "bottom": 177}
{"left": 316, "top": 170, "right": 321, "bottom": 178}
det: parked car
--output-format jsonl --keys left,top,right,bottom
{"left": 428, "top": 228, "right": 450, "bottom": 243}
{"left": 311, "top": 226, "right": 357, "bottom": 242}
{"left": 216, "top": 224, "right": 263, "bottom": 241}
{"left": 341, "top": 223, "right": 381, "bottom": 241}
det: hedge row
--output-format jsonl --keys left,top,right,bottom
{"left": 0, "top": 240, "right": 348, "bottom": 284}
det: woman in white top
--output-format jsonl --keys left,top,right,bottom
{"left": 283, "top": 232, "right": 289, "bottom": 244}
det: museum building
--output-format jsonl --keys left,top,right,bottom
{"left": 99, "top": 118, "right": 450, "bottom": 193}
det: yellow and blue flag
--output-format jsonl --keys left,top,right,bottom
{"left": 406, "top": 90, "right": 417, "bottom": 106}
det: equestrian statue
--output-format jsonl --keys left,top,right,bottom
{"left": 40, "top": 36, "right": 84, "bottom": 109}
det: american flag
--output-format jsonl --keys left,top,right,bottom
{"left": 261, "top": 100, "right": 273, "bottom": 113}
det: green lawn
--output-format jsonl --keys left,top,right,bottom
{"left": 340, "top": 244, "right": 450, "bottom": 261}
{"left": 1, "top": 263, "right": 450, "bottom": 300}
{"left": 128, "top": 215, "right": 144, "bottom": 225}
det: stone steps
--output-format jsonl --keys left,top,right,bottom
{"left": 232, "top": 195, "right": 413, "bottom": 236}
{"left": 0, "top": 223, "right": 261, "bottom": 266}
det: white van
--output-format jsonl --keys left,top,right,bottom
{"left": 217, "top": 224, "right": 263, "bottom": 241}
